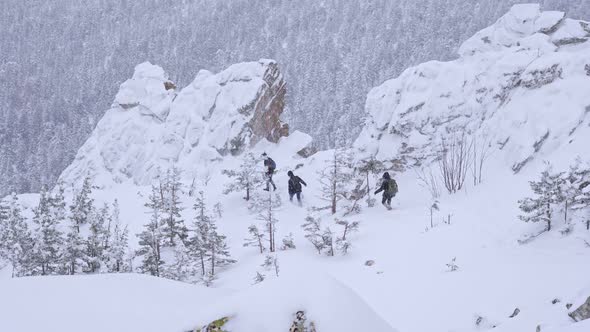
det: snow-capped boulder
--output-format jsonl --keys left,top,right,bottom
{"left": 355, "top": 4, "right": 590, "bottom": 173}
{"left": 60, "top": 59, "right": 290, "bottom": 187}
{"left": 458, "top": 4, "right": 588, "bottom": 56}
{"left": 114, "top": 62, "right": 175, "bottom": 121}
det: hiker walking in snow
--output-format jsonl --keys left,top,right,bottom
{"left": 375, "top": 172, "right": 398, "bottom": 210}
{"left": 262, "top": 153, "right": 277, "bottom": 191}
{"left": 287, "top": 170, "right": 307, "bottom": 205}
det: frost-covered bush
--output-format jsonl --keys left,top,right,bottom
{"left": 519, "top": 161, "right": 590, "bottom": 234}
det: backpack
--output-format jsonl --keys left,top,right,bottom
{"left": 386, "top": 179, "right": 398, "bottom": 196}
{"left": 267, "top": 158, "right": 276, "bottom": 171}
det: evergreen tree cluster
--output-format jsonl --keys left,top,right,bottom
{"left": 135, "top": 169, "right": 235, "bottom": 285}
{"left": 519, "top": 161, "right": 590, "bottom": 232}
{"left": 317, "top": 151, "right": 390, "bottom": 216}
{"left": 0, "top": 168, "right": 235, "bottom": 286}
{"left": 0, "top": 180, "right": 130, "bottom": 277}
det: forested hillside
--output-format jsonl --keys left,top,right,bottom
{"left": 1, "top": 0, "right": 589, "bottom": 196}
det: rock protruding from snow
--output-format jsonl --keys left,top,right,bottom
{"left": 569, "top": 296, "right": 590, "bottom": 322}
{"left": 458, "top": 4, "right": 588, "bottom": 56}
{"left": 60, "top": 59, "right": 289, "bottom": 187}
{"left": 354, "top": 5, "right": 590, "bottom": 173}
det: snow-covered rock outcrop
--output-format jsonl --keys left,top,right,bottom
{"left": 355, "top": 4, "right": 590, "bottom": 172}
{"left": 60, "top": 59, "right": 292, "bottom": 186}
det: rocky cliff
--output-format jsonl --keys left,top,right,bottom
{"left": 354, "top": 4, "right": 590, "bottom": 172}
{"left": 59, "top": 59, "right": 289, "bottom": 187}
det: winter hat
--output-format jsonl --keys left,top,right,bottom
{"left": 288, "top": 171, "right": 294, "bottom": 177}
{"left": 383, "top": 172, "right": 391, "bottom": 179}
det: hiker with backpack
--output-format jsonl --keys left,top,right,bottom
{"left": 287, "top": 170, "right": 307, "bottom": 205}
{"left": 374, "top": 172, "right": 398, "bottom": 210}
{"left": 262, "top": 153, "right": 277, "bottom": 191}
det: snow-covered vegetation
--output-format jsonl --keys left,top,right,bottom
{"left": 1, "top": 3, "right": 590, "bottom": 332}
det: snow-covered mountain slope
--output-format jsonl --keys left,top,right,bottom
{"left": 355, "top": 4, "right": 590, "bottom": 172}
{"left": 59, "top": 59, "right": 294, "bottom": 187}
{"left": 2, "top": 4, "right": 590, "bottom": 332}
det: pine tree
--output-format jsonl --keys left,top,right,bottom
{"left": 52, "top": 181, "right": 67, "bottom": 223}
{"left": 70, "top": 177, "right": 95, "bottom": 232}
{"left": 222, "top": 152, "right": 261, "bottom": 201}
{"left": 357, "top": 157, "right": 385, "bottom": 207}
{"left": 573, "top": 163, "right": 590, "bottom": 230}
{"left": 207, "top": 225, "right": 235, "bottom": 276}
{"left": 563, "top": 161, "right": 590, "bottom": 226}
{"left": 519, "top": 167, "right": 564, "bottom": 231}
{"left": 61, "top": 224, "right": 85, "bottom": 275}
{"left": 160, "top": 167, "right": 188, "bottom": 246}
{"left": 244, "top": 225, "right": 266, "bottom": 253}
{"left": 335, "top": 219, "right": 359, "bottom": 255}
{"left": 103, "top": 199, "right": 117, "bottom": 251}
{"left": 136, "top": 186, "right": 165, "bottom": 276}
{"left": 301, "top": 215, "right": 325, "bottom": 255}
{"left": 189, "top": 191, "right": 235, "bottom": 280}
{"left": 318, "top": 148, "right": 354, "bottom": 214}
{"left": 105, "top": 200, "right": 130, "bottom": 272}
{"left": 321, "top": 227, "right": 335, "bottom": 257}
{"left": 214, "top": 202, "right": 223, "bottom": 218}
{"left": 190, "top": 191, "right": 212, "bottom": 276}
{"left": 261, "top": 254, "right": 279, "bottom": 277}
{"left": 0, "top": 198, "right": 9, "bottom": 261}
{"left": 2, "top": 194, "right": 35, "bottom": 276}
{"left": 32, "top": 186, "right": 64, "bottom": 275}
{"left": 280, "top": 233, "right": 296, "bottom": 250}
{"left": 84, "top": 204, "right": 109, "bottom": 273}
{"left": 253, "top": 192, "right": 281, "bottom": 253}
{"left": 162, "top": 240, "right": 193, "bottom": 282}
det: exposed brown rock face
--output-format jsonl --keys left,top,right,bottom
{"left": 164, "top": 81, "right": 176, "bottom": 90}
{"left": 249, "top": 61, "right": 289, "bottom": 145}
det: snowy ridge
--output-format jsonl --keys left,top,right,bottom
{"left": 355, "top": 4, "right": 590, "bottom": 172}
{"left": 60, "top": 59, "right": 293, "bottom": 188}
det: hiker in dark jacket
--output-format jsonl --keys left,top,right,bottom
{"left": 374, "top": 172, "right": 398, "bottom": 210}
{"left": 287, "top": 170, "right": 307, "bottom": 204}
{"left": 262, "top": 153, "right": 277, "bottom": 191}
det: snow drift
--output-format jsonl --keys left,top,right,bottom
{"left": 0, "top": 274, "right": 223, "bottom": 332}
{"left": 59, "top": 59, "right": 292, "bottom": 187}
{"left": 191, "top": 272, "right": 397, "bottom": 332}
{"left": 0, "top": 272, "right": 397, "bottom": 332}
{"left": 354, "top": 4, "right": 590, "bottom": 172}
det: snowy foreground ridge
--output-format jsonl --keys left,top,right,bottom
{"left": 2, "top": 4, "right": 590, "bottom": 332}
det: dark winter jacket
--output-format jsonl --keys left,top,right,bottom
{"left": 375, "top": 177, "right": 398, "bottom": 196}
{"left": 288, "top": 175, "right": 307, "bottom": 194}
